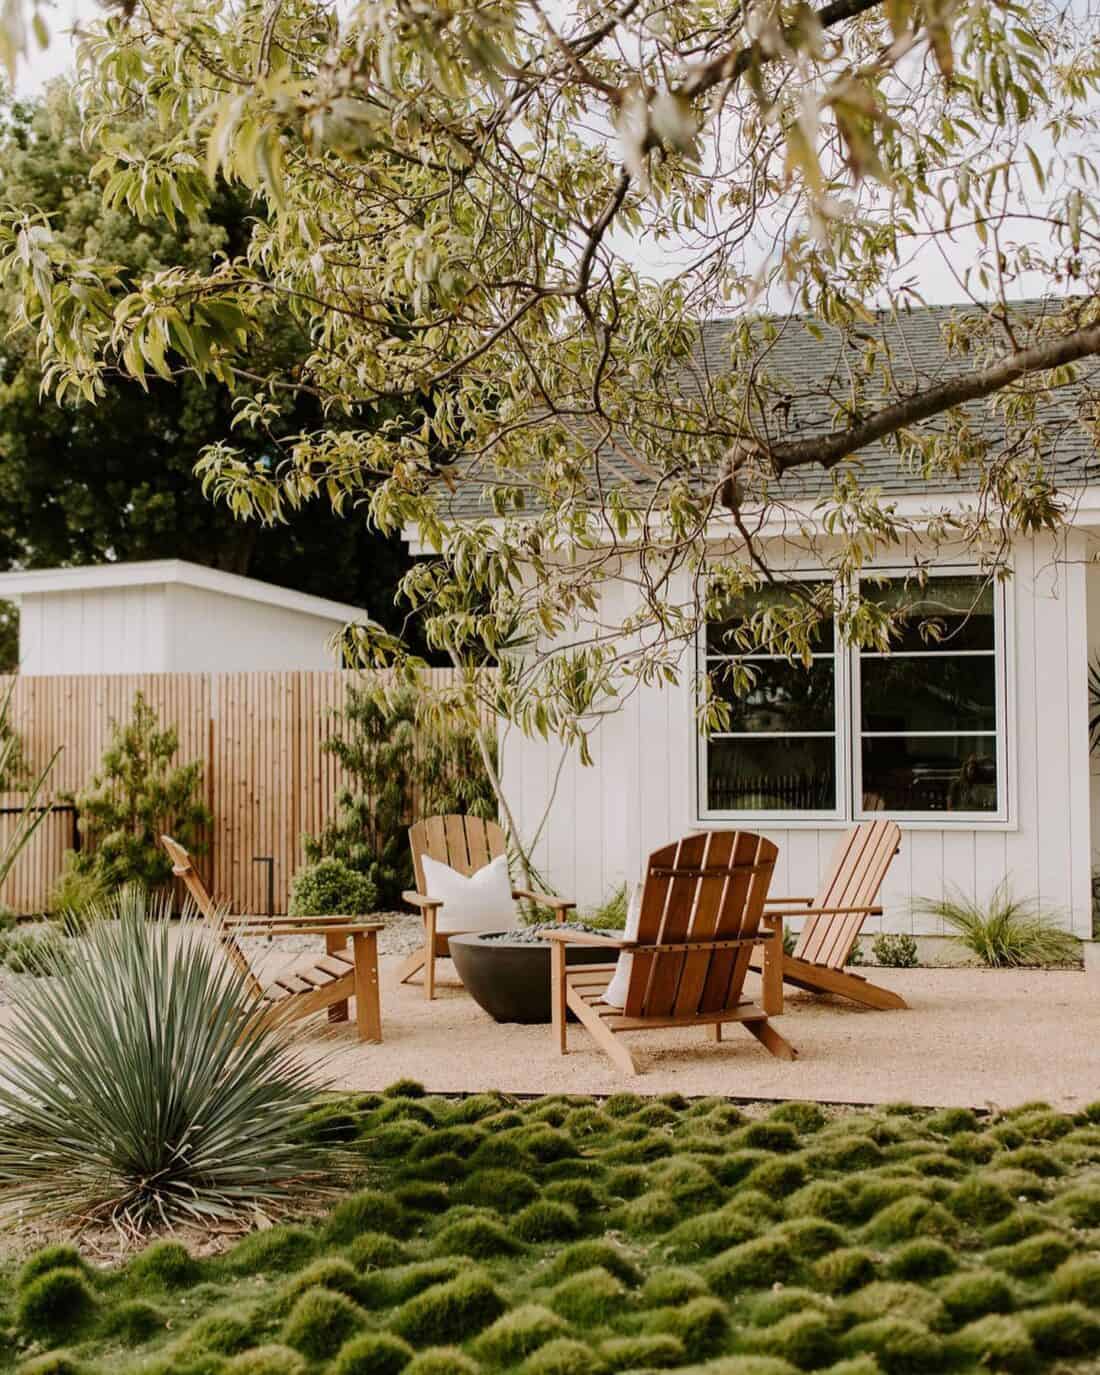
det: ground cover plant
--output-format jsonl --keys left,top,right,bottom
{"left": 5, "top": 1087, "right": 1100, "bottom": 1375}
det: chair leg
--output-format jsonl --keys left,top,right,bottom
{"left": 397, "top": 948, "right": 427, "bottom": 985}
{"left": 744, "top": 1017, "right": 797, "bottom": 1061}
{"left": 762, "top": 916, "right": 784, "bottom": 1016}
{"left": 353, "top": 931, "right": 382, "bottom": 1042}
{"left": 424, "top": 907, "right": 437, "bottom": 1001}
{"left": 326, "top": 932, "right": 350, "bottom": 1022}
{"left": 710, "top": 1022, "right": 722, "bottom": 1042}
{"left": 551, "top": 941, "right": 567, "bottom": 1055}
{"left": 567, "top": 983, "right": 638, "bottom": 1075}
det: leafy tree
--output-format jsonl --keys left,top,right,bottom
{"left": 2, "top": 1, "right": 1100, "bottom": 774}
{"left": 0, "top": 88, "right": 413, "bottom": 632}
{"left": 304, "top": 682, "right": 496, "bottom": 908}
{"left": 69, "top": 691, "right": 212, "bottom": 890}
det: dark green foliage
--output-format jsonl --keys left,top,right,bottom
{"left": 706, "top": 1235, "right": 801, "bottom": 1294}
{"left": 603, "top": 1093, "right": 645, "bottom": 1118}
{"left": 645, "top": 1295, "right": 730, "bottom": 1361}
{"left": 772, "top": 1216, "right": 847, "bottom": 1259}
{"left": 513, "top": 1200, "right": 580, "bottom": 1242}
{"left": 983, "top": 1209, "right": 1051, "bottom": 1246}
{"left": 926, "top": 1107, "right": 980, "bottom": 1136}
{"left": 409, "top": 1125, "right": 487, "bottom": 1162}
{"left": 519, "top": 1127, "right": 580, "bottom": 1164}
{"left": 281, "top": 1288, "right": 367, "bottom": 1360}
{"left": 809, "top": 1134, "right": 885, "bottom": 1172}
{"left": 225, "top": 1226, "right": 316, "bottom": 1275}
{"left": 289, "top": 858, "right": 378, "bottom": 917}
{"left": 742, "top": 1288, "right": 833, "bottom": 1327}
{"left": 396, "top": 1184, "right": 450, "bottom": 1216}
{"left": 768, "top": 1101, "right": 827, "bottom": 1134}
{"left": 1000, "top": 1145, "right": 1065, "bottom": 1177}
{"left": 747, "top": 1311, "right": 838, "bottom": 1369}
{"left": 842, "top": 1282, "right": 945, "bottom": 1331}
{"left": 472, "top": 1304, "right": 569, "bottom": 1365}
{"left": 1056, "top": 1183, "right": 1100, "bottom": 1226}
{"left": 863, "top": 1197, "right": 958, "bottom": 1244}
{"left": 985, "top": 1231, "right": 1072, "bottom": 1277}
{"left": 390, "top": 1271, "right": 506, "bottom": 1345}
{"left": 362, "top": 1124, "right": 431, "bottom": 1161}
{"left": 17, "top": 1356, "right": 92, "bottom": 1375}
{"left": 852, "top": 1177, "right": 924, "bottom": 1222}
{"left": 664, "top": 1204, "right": 758, "bottom": 1260}
{"left": 385, "top": 1080, "right": 428, "bottom": 1099}
{"left": 223, "top": 1348, "right": 306, "bottom": 1375}
{"left": 640, "top": 1267, "right": 710, "bottom": 1307}
{"left": 1008, "top": 1109, "right": 1074, "bottom": 1140}
{"left": 544, "top": 1240, "right": 641, "bottom": 1288}
{"left": 330, "top": 1332, "right": 415, "bottom": 1375}
{"left": 17, "top": 1245, "right": 88, "bottom": 1289}
{"left": 649, "top": 1156, "right": 723, "bottom": 1209}
{"left": 185, "top": 1307, "right": 259, "bottom": 1355}
{"left": 605, "top": 1165, "right": 648, "bottom": 1198}
{"left": 840, "top": 1318, "right": 944, "bottom": 1375}
{"left": 885, "top": 1240, "right": 956, "bottom": 1281}
{"left": 736, "top": 1121, "right": 801, "bottom": 1153}
{"left": 429, "top": 1213, "right": 523, "bottom": 1258}
{"left": 144, "top": 1352, "right": 228, "bottom": 1375}
{"left": 548, "top": 1267, "right": 629, "bottom": 1324}
{"left": 346, "top": 1233, "right": 410, "bottom": 1270}
{"left": 544, "top": 1178, "right": 602, "bottom": 1211}
{"left": 1051, "top": 1255, "right": 1100, "bottom": 1305}
{"left": 744, "top": 1156, "right": 807, "bottom": 1197}
{"left": 947, "top": 1315, "right": 1034, "bottom": 1373}
{"left": 404, "top": 1152, "right": 466, "bottom": 1183}
{"left": 938, "top": 1269, "right": 1016, "bottom": 1324}
{"left": 787, "top": 1181, "right": 855, "bottom": 1224}
{"left": 402, "top": 1353, "right": 478, "bottom": 1375}
{"left": 948, "top": 1175, "right": 1014, "bottom": 1225}
{"left": 599, "top": 1333, "right": 684, "bottom": 1370}
{"left": 359, "top": 1260, "right": 464, "bottom": 1309}
{"left": 129, "top": 1239, "right": 202, "bottom": 1288}
{"left": 519, "top": 1337, "right": 603, "bottom": 1375}
{"left": 1021, "top": 1301, "right": 1100, "bottom": 1357}
{"left": 814, "top": 1248, "right": 876, "bottom": 1294}
{"left": 101, "top": 1298, "right": 166, "bottom": 1342}
{"left": 275, "top": 1257, "right": 366, "bottom": 1310}
{"left": 633, "top": 1103, "right": 679, "bottom": 1128}
{"left": 15, "top": 1267, "right": 97, "bottom": 1340}
{"left": 945, "top": 1132, "right": 998, "bottom": 1164}
{"left": 455, "top": 1167, "right": 538, "bottom": 1213}
{"left": 617, "top": 1188, "right": 680, "bottom": 1234}
{"left": 70, "top": 692, "right": 212, "bottom": 889}
{"left": 327, "top": 1189, "right": 409, "bottom": 1242}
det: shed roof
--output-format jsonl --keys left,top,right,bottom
{"left": 0, "top": 559, "right": 365, "bottom": 622}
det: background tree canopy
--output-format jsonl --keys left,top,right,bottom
{"left": 0, "top": 86, "right": 415, "bottom": 654}
{"left": 1, "top": 1, "right": 1099, "bottom": 754}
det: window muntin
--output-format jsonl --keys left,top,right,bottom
{"left": 700, "top": 571, "right": 1006, "bottom": 823}
{"left": 703, "top": 582, "right": 839, "bottom": 815}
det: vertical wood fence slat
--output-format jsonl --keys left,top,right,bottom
{"left": 0, "top": 669, "right": 492, "bottom": 916}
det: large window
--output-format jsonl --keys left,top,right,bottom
{"left": 699, "top": 571, "right": 1006, "bottom": 822}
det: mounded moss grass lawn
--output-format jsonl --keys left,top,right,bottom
{"left": 5, "top": 1085, "right": 1100, "bottom": 1375}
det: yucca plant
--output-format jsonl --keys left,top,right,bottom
{"left": 914, "top": 882, "right": 1081, "bottom": 968}
{"left": 0, "top": 886, "right": 350, "bottom": 1233}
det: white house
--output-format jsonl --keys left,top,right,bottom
{"left": 0, "top": 559, "right": 364, "bottom": 675}
{"left": 415, "top": 305, "right": 1100, "bottom": 937}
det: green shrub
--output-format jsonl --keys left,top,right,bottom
{"left": 641, "top": 1267, "right": 710, "bottom": 1308}
{"left": 736, "top": 1121, "right": 801, "bottom": 1153}
{"left": 224, "top": 1226, "right": 316, "bottom": 1276}
{"left": 744, "top": 1156, "right": 807, "bottom": 1197}
{"left": 810, "top": 1134, "right": 885, "bottom": 1173}
{"left": 871, "top": 933, "right": 918, "bottom": 967}
{"left": 0, "top": 891, "right": 341, "bottom": 1230}
{"left": 617, "top": 1188, "right": 679, "bottom": 1234}
{"left": 275, "top": 1257, "right": 366, "bottom": 1310}
{"left": 330, "top": 1332, "right": 415, "bottom": 1375}
{"left": 519, "top": 1338, "right": 604, "bottom": 1375}
{"left": 768, "top": 1102, "right": 827, "bottom": 1134}
{"left": 842, "top": 1281, "right": 945, "bottom": 1331}
{"left": 543, "top": 1240, "right": 641, "bottom": 1288}
{"left": 184, "top": 1306, "right": 258, "bottom": 1355}
{"left": 600, "top": 1333, "right": 684, "bottom": 1371}
{"left": 984, "top": 1230, "right": 1072, "bottom": 1276}
{"left": 915, "top": 882, "right": 1081, "bottom": 966}
{"left": 396, "top": 1183, "right": 450, "bottom": 1215}
{"left": 771, "top": 1216, "right": 847, "bottom": 1259}
{"left": 100, "top": 1297, "right": 165, "bottom": 1343}
{"left": 999, "top": 1144, "right": 1065, "bottom": 1176}
{"left": 288, "top": 856, "right": 378, "bottom": 916}
{"left": 665, "top": 1204, "right": 758, "bottom": 1260}
{"left": 983, "top": 1209, "right": 1050, "bottom": 1246}
{"left": 938, "top": 1269, "right": 1015, "bottom": 1324}
{"left": 17, "top": 1244, "right": 88, "bottom": 1289}
{"left": 544, "top": 1178, "right": 601, "bottom": 1212}
{"left": 706, "top": 1235, "right": 801, "bottom": 1294}
{"left": 455, "top": 1167, "right": 537, "bottom": 1213}
{"left": 327, "top": 1189, "right": 408, "bottom": 1242}
{"left": 814, "top": 1248, "right": 876, "bottom": 1294}
{"left": 741, "top": 1288, "right": 832, "bottom": 1327}
{"left": 945, "top": 1131, "right": 997, "bottom": 1164}
{"left": 548, "top": 1266, "right": 628, "bottom": 1324}
{"left": 947, "top": 1315, "right": 1033, "bottom": 1373}
{"left": 747, "top": 1312, "right": 838, "bottom": 1370}
{"left": 0, "top": 928, "right": 73, "bottom": 975}
{"left": 15, "top": 1267, "right": 97, "bottom": 1340}
{"left": 1022, "top": 1301, "right": 1100, "bottom": 1356}
{"left": 786, "top": 1181, "right": 854, "bottom": 1224}
{"left": 885, "top": 1240, "right": 956, "bottom": 1281}
{"left": 429, "top": 1213, "right": 522, "bottom": 1258}
{"left": 473, "top": 1305, "right": 569, "bottom": 1365}
{"left": 514, "top": 1199, "right": 580, "bottom": 1242}
{"left": 281, "top": 1287, "right": 367, "bottom": 1360}
{"left": 947, "top": 1176, "right": 1014, "bottom": 1225}
{"left": 840, "top": 1318, "right": 944, "bottom": 1375}
{"left": 926, "top": 1107, "right": 980, "bottom": 1136}
{"left": 650, "top": 1156, "right": 723, "bottom": 1208}
{"left": 1056, "top": 1182, "right": 1100, "bottom": 1226}
{"left": 645, "top": 1295, "right": 729, "bottom": 1361}
{"left": 17, "top": 1356, "right": 92, "bottom": 1375}
{"left": 391, "top": 1271, "right": 505, "bottom": 1345}
{"left": 359, "top": 1260, "right": 464, "bottom": 1309}
{"left": 223, "top": 1348, "right": 307, "bottom": 1375}
{"left": 863, "top": 1198, "right": 957, "bottom": 1244}
{"left": 129, "top": 1238, "right": 202, "bottom": 1288}
{"left": 404, "top": 1351, "right": 479, "bottom": 1375}
{"left": 346, "top": 1233, "right": 410, "bottom": 1271}
{"left": 1051, "top": 1255, "right": 1100, "bottom": 1305}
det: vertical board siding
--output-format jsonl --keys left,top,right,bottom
{"left": 0, "top": 668, "right": 490, "bottom": 916}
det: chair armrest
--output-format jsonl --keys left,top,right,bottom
{"left": 776, "top": 904, "right": 883, "bottom": 918}
{"left": 538, "top": 928, "right": 632, "bottom": 950}
{"left": 402, "top": 891, "right": 443, "bottom": 910}
{"left": 513, "top": 888, "right": 576, "bottom": 911}
{"left": 763, "top": 897, "right": 816, "bottom": 907}
{"left": 225, "top": 921, "right": 384, "bottom": 937}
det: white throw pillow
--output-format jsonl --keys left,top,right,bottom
{"left": 420, "top": 853, "right": 517, "bottom": 933}
{"left": 603, "top": 882, "right": 644, "bottom": 1009}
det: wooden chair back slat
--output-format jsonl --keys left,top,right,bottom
{"left": 409, "top": 814, "right": 507, "bottom": 891}
{"left": 160, "top": 835, "right": 265, "bottom": 1000}
{"left": 624, "top": 831, "right": 778, "bottom": 1020}
{"left": 794, "top": 820, "right": 901, "bottom": 968}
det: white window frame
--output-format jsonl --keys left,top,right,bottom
{"left": 696, "top": 565, "right": 1013, "bottom": 828}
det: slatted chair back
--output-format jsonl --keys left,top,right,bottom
{"left": 161, "top": 835, "right": 265, "bottom": 1001}
{"left": 622, "top": 830, "right": 778, "bottom": 1020}
{"left": 792, "top": 819, "right": 901, "bottom": 969}
{"left": 408, "top": 814, "right": 507, "bottom": 893}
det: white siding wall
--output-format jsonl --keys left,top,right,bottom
{"left": 503, "top": 531, "right": 1094, "bottom": 934}
{"left": 164, "top": 585, "right": 346, "bottom": 673}
{"left": 17, "top": 585, "right": 168, "bottom": 675}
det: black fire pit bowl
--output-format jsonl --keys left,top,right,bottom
{"left": 448, "top": 930, "right": 616, "bottom": 1024}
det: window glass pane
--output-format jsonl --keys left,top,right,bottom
{"left": 864, "top": 574, "right": 994, "bottom": 652}
{"left": 861, "top": 736, "right": 998, "bottom": 813}
{"left": 709, "top": 660, "right": 835, "bottom": 733}
{"left": 860, "top": 656, "right": 996, "bottom": 733}
{"left": 707, "top": 582, "right": 834, "bottom": 654}
{"left": 707, "top": 736, "right": 836, "bottom": 811}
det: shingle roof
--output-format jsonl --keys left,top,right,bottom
{"left": 439, "top": 298, "right": 1100, "bottom": 520}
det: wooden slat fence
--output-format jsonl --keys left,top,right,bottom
{"left": 0, "top": 670, "right": 490, "bottom": 916}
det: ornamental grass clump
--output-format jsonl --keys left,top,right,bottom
{"left": 0, "top": 886, "right": 347, "bottom": 1232}
{"left": 915, "top": 881, "right": 1081, "bottom": 966}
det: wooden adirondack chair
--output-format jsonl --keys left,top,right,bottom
{"left": 539, "top": 830, "right": 794, "bottom": 1076}
{"left": 759, "top": 819, "right": 906, "bottom": 1011}
{"left": 401, "top": 814, "right": 575, "bottom": 999}
{"left": 161, "top": 836, "right": 384, "bottom": 1041}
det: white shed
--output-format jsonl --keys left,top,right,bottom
{"left": 0, "top": 559, "right": 364, "bottom": 675}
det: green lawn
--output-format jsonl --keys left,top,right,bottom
{"left": 4, "top": 1085, "right": 1100, "bottom": 1375}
